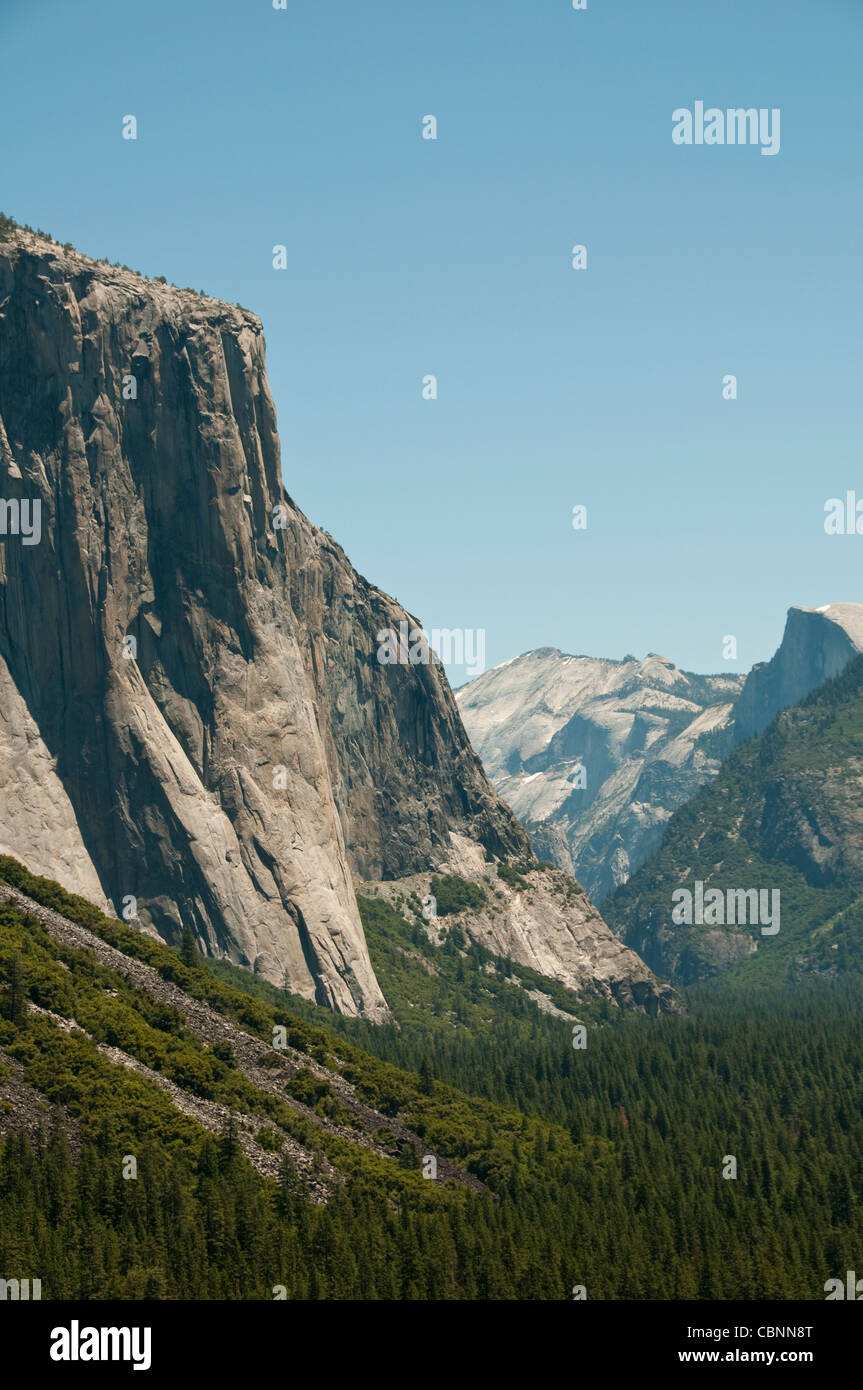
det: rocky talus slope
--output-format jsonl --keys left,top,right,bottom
{"left": 362, "top": 843, "right": 681, "bottom": 1014}
{"left": 0, "top": 874, "right": 485, "bottom": 1196}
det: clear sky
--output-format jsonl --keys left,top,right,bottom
{"left": 2, "top": 0, "right": 861, "bottom": 684}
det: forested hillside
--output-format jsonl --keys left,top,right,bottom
{"left": 604, "top": 655, "right": 863, "bottom": 986}
{"left": 1, "top": 858, "right": 861, "bottom": 1299}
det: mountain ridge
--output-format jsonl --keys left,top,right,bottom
{"left": 604, "top": 653, "right": 863, "bottom": 986}
{"left": 457, "top": 646, "right": 742, "bottom": 902}
{"left": 458, "top": 604, "right": 863, "bottom": 903}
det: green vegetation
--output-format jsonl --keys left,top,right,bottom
{"left": 497, "top": 862, "right": 528, "bottom": 891}
{"left": 429, "top": 874, "right": 486, "bottom": 917}
{"left": 2, "top": 856, "right": 862, "bottom": 1298}
{"left": 605, "top": 655, "right": 863, "bottom": 988}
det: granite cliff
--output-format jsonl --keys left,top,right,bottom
{"left": 0, "top": 225, "right": 673, "bottom": 1017}
{"left": 732, "top": 604, "right": 863, "bottom": 743}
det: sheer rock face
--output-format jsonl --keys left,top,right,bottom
{"left": 0, "top": 231, "right": 533, "bottom": 1018}
{"left": 0, "top": 229, "right": 674, "bottom": 1018}
{"left": 282, "top": 516, "right": 531, "bottom": 883}
{"left": 732, "top": 605, "right": 863, "bottom": 744}
{"left": 0, "top": 232, "right": 387, "bottom": 1015}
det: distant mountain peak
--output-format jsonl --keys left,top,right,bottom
{"left": 457, "top": 647, "right": 744, "bottom": 902}
{"left": 733, "top": 602, "right": 863, "bottom": 743}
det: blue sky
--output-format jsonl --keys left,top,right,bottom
{"left": 2, "top": 0, "right": 861, "bottom": 682}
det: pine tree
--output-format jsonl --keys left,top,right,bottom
{"left": 180, "top": 925, "right": 198, "bottom": 968}
{"left": 3, "top": 953, "right": 27, "bottom": 1026}
{"left": 277, "top": 1152, "right": 305, "bottom": 1218}
{"left": 218, "top": 1111, "right": 240, "bottom": 1172}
